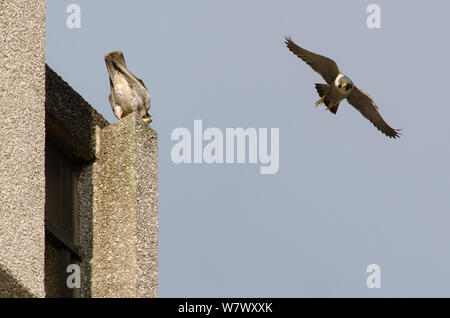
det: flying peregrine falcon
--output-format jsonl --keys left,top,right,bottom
{"left": 105, "top": 51, "right": 152, "bottom": 123}
{"left": 285, "top": 36, "right": 400, "bottom": 138}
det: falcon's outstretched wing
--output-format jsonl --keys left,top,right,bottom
{"left": 346, "top": 87, "right": 401, "bottom": 138}
{"left": 285, "top": 36, "right": 340, "bottom": 85}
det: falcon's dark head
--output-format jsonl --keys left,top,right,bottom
{"left": 336, "top": 75, "right": 354, "bottom": 94}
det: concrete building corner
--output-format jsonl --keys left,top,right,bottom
{"left": 90, "top": 113, "right": 158, "bottom": 298}
{"left": 1, "top": 0, "right": 158, "bottom": 298}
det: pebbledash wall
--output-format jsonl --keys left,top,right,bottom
{"left": 0, "top": 0, "right": 158, "bottom": 298}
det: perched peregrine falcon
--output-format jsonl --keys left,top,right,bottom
{"left": 285, "top": 36, "right": 400, "bottom": 138}
{"left": 105, "top": 51, "right": 152, "bottom": 123}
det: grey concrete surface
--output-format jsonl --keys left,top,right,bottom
{"left": 0, "top": 0, "right": 46, "bottom": 298}
{"left": 90, "top": 113, "right": 158, "bottom": 297}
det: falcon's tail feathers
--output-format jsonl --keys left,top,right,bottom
{"left": 315, "top": 83, "right": 328, "bottom": 97}
{"left": 314, "top": 83, "right": 339, "bottom": 114}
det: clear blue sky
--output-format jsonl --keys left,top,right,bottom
{"left": 47, "top": 0, "right": 450, "bottom": 297}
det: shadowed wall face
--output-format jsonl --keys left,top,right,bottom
{"left": 45, "top": 65, "right": 109, "bottom": 298}
{"left": 0, "top": 0, "right": 46, "bottom": 298}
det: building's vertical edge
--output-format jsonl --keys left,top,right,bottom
{"left": 90, "top": 114, "right": 137, "bottom": 297}
{"left": 0, "top": 0, "right": 46, "bottom": 298}
{"left": 91, "top": 118, "right": 136, "bottom": 297}
{"left": 89, "top": 113, "right": 158, "bottom": 297}
{"left": 134, "top": 115, "right": 158, "bottom": 298}
{"left": 78, "top": 164, "right": 94, "bottom": 298}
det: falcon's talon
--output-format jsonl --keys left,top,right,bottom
{"left": 327, "top": 103, "right": 334, "bottom": 110}
{"left": 143, "top": 115, "right": 152, "bottom": 124}
{"left": 315, "top": 97, "right": 325, "bottom": 106}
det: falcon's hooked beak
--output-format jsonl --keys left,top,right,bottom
{"left": 341, "top": 83, "right": 347, "bottom": 88}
